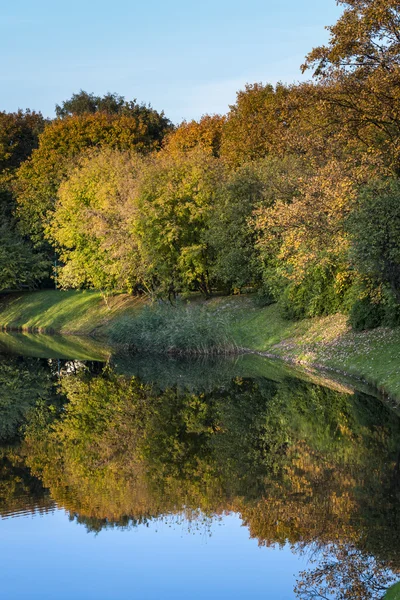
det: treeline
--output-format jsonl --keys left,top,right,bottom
{"left": 2, "top": 0, "right": 400, "bottom": 329}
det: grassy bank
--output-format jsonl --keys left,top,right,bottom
{"left": 226, "top": 297, "right": 400, "bottom": 400}
{"left": 0, "top": 290, "right": 399, "bottom": 400}
{"left": 385, "top": 582, "right": 400, "bottom": 599}
{"left": 0, "top": 290, "right": 144, "bottom": 335}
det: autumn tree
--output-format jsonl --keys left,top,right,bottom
{"left": 163, "top": 114, "right": 225, "bottom": 158}
{"left": 47, "top": 149, "right": 143, "bottom": 293}
{"left": 16, "top": 104, "right": 172, "bottom": 247}
{"left": 303, "top": 0, "right": 400, "bottom": 173}
{"left": 220, "top": 83, "right": 296, "bottom": 167}
{"left": 0, "top": 109, "right": 45, "bottom": 217}
{"left": 295, "top": 542, "right": 396, "bottom": 600}
{"left": 206, "top": 157, "right": 304, "bottom": 293}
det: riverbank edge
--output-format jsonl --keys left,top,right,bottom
{"left": 0, "top": 290, "right": 399, "bottom": 402}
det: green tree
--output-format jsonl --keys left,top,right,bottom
{"left": 55, "top": 91, "right": 171, "bottom": 138}
{"left": 0, "top": 110, "right": 47, "bottom": 290}
{"left": 47, "top": 149, "right": 142, "bottom": 294}
{"left": 0, "top": 356, "right": 57, "bottom": 442}
{"left": 0, "top": 225, "right": 47, "bottom": 292}
{"left": 134, "top": 149, "right": 225, "bottom": 297}
{"left": 349, "top": 178, "right": 400, "bottom": 303}
{"left": 206, "top": 163, "right": 264, "bottom": 291}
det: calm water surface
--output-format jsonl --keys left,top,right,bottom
{"left": 0, "top": 335, "right": 400, "bottom": 599}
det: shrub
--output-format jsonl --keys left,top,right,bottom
{"left": 279, "top": 265, "right": 347, "bottom": 320}
{"left": 348, "top": 298, "right": 385, "bottom": 331}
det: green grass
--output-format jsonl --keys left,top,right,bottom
{"left": 385, "top": 582, "right": 400, "bottom": 599}
{"left": 225, "top": 298, "right": 400, "bottom": 400}
{"left": 0, "top": 290, "right": 144, "bottom": 335}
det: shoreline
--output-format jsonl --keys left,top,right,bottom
{"left": 0, "top": 290, "right": 399, "bottom": 402}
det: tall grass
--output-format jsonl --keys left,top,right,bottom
{"left": 108, "top": 302, "right": 238, "bottom": 355}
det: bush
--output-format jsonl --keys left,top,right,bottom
{"left": 253, "top": 287, "right": 275, "bottom": 308}
{"left": 279, "top": 265, "right": 346, "bottom": 320}
{"left": 348, "top": 298, "right": 385, "bottom": 331}
{"left": 348, "top": 285, "right": 400, "bottom": 331}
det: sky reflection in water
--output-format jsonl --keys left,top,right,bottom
{"left": 0, "top": 511, "right": 303, "bottom": 600}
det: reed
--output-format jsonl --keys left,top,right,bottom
{"left": 109, "top": 302, "right": 238, "bottom": 355}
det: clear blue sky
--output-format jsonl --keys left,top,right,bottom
{"left": 1, "top": 0, "right": 342, "bottom": 123}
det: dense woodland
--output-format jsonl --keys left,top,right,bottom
{"left": 2, "top": 0, "right": 400, "bottom": 330}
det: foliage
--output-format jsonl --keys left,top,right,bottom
{"left": 16, "top": 109, "right": 171, "bottom": 247}
{"left": 295, "top": 542, "right": 396, "bottom": 600}
{"left": 303, "top": 0, "right": 400, "bottom": 173}
{"left": 0, "top": 110, "right": 48, "bottom": 289}
{"left": 0, "top": 110, "right": 45, "bottom": 175}
{"left": 12, "top": 359, "right": 400, "bottom": 585}
{"left": 47, "top": 149, "right": 143, "bottom": 293}
{"left": 220, "top": 82, "right": 293, "bottom": 166}
{"left": 55, "top": 90, "right": 171, "bottom": 134}
{"left": 163, "top": 114, "right": 225, "bottom": 157}
{"left": 133, "top": 149, "right": 224, "bottom": 297}
{"left": 3, "top": 0, "right": 400, "bottom": 328}
{"left": 0, "top": 356, "right": 57, "bottom": 442}
{"left": 206, "top": 163, "right": 264, "bottom": 291}
{"left": 349, "top": 178, "right": 400, "bottom": 302}
{"left": 349, "top": 296, "right": 386, "bottom": 331}
{"left": 279, "top": 263, "right": 349, "bottom": 320}
{"left": 0, "top": 225, "right": 47, "bottom": 292}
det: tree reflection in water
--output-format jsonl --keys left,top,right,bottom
{"left": 1, "top": 354, "right": 400, "bottom": 598}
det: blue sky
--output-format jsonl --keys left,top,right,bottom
{"left": 1, "top": 0, "right": 342, "bottom": 123}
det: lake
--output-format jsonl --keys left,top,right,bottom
{"left": 0, "top": 333, "right": 399, "bottom": 599}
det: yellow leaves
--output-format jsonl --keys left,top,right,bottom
{"left": 47, "top": 149, "right": 143, "bottom": 291}
{"left": 256, "top": 160, "right": 357, "bottom": 284}
{"left": 164, "top": 115, "right": 225, "bottom": 158}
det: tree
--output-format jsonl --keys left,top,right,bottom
{"left": 303, "top": 0, "right": 400, "bottom": 78}
{"left": 0, "top": 225, "right": 47, "bottom": 292}
{"left": 55, "top": 90, "right": 125, "bottom": 117}
{"left": 303, "top": 0, "right": 400, "bottom": 174}
{"left": 0, "top": 110, "right": 45, "bottom": 173}
{"left": 47, "top": 149, "right": 142, "bottom": 293}
{"left": 0, "top": 109, "right": 45, "bottom": 219}
{"left": 206, "top": 163, "right": 264, "bottom": 291}
{"left": 133, "top": 149, "right": 225, "bottom": 297}
{"left": 348, "top": 177, "right": 400, "bottom": 302}
{"left": 220, "top": 83, "right": 294, "bottom": 167}
{"left": 163, "top": 115, "right": 225, "bottom": 158}
{"left": 0, "top": 110, "right": 47, "bottom": 290}
{"left": 295, "top": 542, "right": 396, "bottom": 600}
{"left": 0, "top": 356, "right": 57, "bottom": 442}
{"left": 16, "top": 109, "right": 172, "bottom": 247}
{"left": 252, "top": 156, "right": 349, "bottom": 314}
{"left": 55, "top": 91, "right": 171, "bottom": 137}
